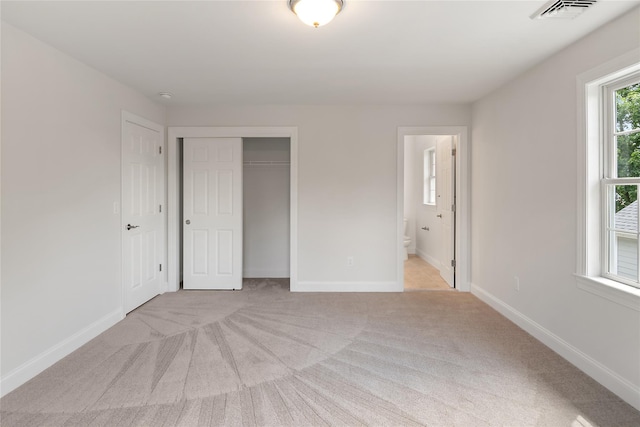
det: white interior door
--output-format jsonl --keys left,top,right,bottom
{"left": 122, "top": 115, "right": 164, "bottom": 313}
{"left": 437, "top": 136, "right": 455, "bottom": 287}
{"left": 183, "top": 137, "right": 243, "bottom": 290}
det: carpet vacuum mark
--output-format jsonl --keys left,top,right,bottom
{"left": 1, "top": 279, "right": 638, "bottom": 426}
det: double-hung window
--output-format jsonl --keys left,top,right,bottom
{"left": 602, "top": 76, "right": 640, "bottom": 287}
{"left": 578, "top": 53, "right": 640, "bottom": 306}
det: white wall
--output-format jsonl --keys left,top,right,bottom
{"left": 243, "top": 138, "right": 290, "bottom": 278}
{"left": 168, "top": 105, "right": 471, "bottom": 290}
{"left": 0, "top": 23, "right": 166, "bottom": 393}
{"left": 471, "top": 8, "right": 640, "bottom": 409}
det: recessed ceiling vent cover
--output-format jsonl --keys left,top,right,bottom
{"left": 531, "top": 0, "right": 597, "bottom": 20}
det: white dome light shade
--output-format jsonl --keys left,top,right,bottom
{"left": 289, "top": 0, "right": 343, "bottom": 28}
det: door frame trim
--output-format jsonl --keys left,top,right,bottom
{"left": 167, "top": 126, "right": 298, "bottom": 292}
{"left": 121, "top": 111, "right": 166, "bottom": 314}
{"left": 397, "top": 126, "right": 470, "bottom": 292}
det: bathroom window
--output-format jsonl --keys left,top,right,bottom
{"left": 424, "top": 148, "right": 436, "bottom": 205}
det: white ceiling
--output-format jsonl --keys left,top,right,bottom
{"left": 3, "top": 1, "right": 639, "bottom": 106}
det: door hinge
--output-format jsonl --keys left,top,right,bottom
{"left": 451, "top": 259, "right": 456, "bottom": 268}
{"left": 159, "top": 146, "right": 162, "bottom": 155}
{"left": 452, "top": 204, "right": 456, "bottom": 212}
{"left": 451, "top": 148, "right": 456, "bottom": 156}
{"left": 159, "top": 204, "right": 162, "bottom": 213}
{"left": 159, "top": 264, "right": 162, "bottom": 272}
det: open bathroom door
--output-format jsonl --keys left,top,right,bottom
{"left": 438, "top": 136, "right": 455, "bottom": 288}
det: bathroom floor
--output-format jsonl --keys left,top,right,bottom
{"left": 404, "top": 255, "right": 453, "bottom": 291}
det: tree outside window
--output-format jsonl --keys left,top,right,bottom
{"left": 614, "top": 83, "right": 640, "bottom": 211}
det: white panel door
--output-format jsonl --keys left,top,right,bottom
{"left": 122, "top": 116, "right": 164, "bottom": 313}
{"left": 437, "top": 136, "right": 455, "bottom": 287}
{"left": 183, "top": 138, "right": 242, "bottom": 290}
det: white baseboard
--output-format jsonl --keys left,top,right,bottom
{"left": 471, "top": 283, "right": 640, "bottom": 411}
{"left": 416, "top": 248, "right": 441, "bottom": 270}
{"left": 293, "top": 281, "right": 401, "bottom": 292}
{"left": 243, "top": 269, "right": 290, "bottom": 278}
{"left": 0, "top": 309, "right": 124, "bottom": 398}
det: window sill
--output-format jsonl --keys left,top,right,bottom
{"left": 575, "top": 274, "right": 640, "bottom": 311}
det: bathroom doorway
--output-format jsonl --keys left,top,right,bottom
{"left": 397, "top": 126, "right": 470, "bottom": 292}
{"left": 403, "top": 134, "right": 455, "bottom": 291}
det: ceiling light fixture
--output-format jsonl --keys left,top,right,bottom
{"left": 289, "top": 0, "right": 343, "bottom": 28}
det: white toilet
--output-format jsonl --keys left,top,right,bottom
{"left": 403, "top": 218, "right": 411, "bottom": 261}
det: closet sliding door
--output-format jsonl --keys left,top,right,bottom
{"left": 183, "top": 137, "right": 243, "bottom": 290}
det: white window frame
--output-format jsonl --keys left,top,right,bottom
{"left": 576, "top": 49, "right": 640, "bottom": 311}
{"left": 424, "top": 148, "right": 436, "bottom": 205}
{"left": 601, "top": 74, "right": 640, "bottom": 287}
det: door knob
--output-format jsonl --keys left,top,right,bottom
{"left": 437, "top": 214, "right": 443, "bottom": 218}
{"left": 185, "top": 220, "right": 191, "bottom": 225}
{"left": 126, "top": 224, "right": 139, "bottom": 230}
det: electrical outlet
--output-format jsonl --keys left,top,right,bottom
{"left": 514, "top": 276, "right": 520, "bottom": 291}
{"left": 347, "top": 256, "right": 354, "bottom": 267}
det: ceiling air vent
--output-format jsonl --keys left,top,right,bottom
{"left": 531, "top": 0, "right": 597, "bottom": 20}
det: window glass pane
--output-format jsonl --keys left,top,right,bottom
{"left": 615, "top": 83, "right": 640, "bottom": 133}
{"left": 429, "top": 178, "right": 436, "bottom": 204}
{"left": 612, "top": 233, "right": 638, "bottom": 281}
{"left": 431, "top": 151, "right": 436, "bottom": 175}
{"left": 616, "top": 134, "right": 640, "bottom": 177}
{"left": 609, "top": 184, "right": 639, "bottom": 282}
{"left": 615, "top": 82, "right": 640, "bottom": 177}
{"left": 614, "top": 184, "right": 638, "bottom": 223}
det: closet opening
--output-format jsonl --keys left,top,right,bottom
{"left": 242, "top": 138, "right": 291, "bottom": 290}
{"left": 176, "top": 136, "right": 291, "bottom": 291}
{"left": 168, "top": 126, "right": 298, "bottom": 293}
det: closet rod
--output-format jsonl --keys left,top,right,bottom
{"left": 243, "top": 160, "right": 290, "bottom": 166}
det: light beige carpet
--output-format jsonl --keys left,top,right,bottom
{"left": 404, "top": 255, "right": 452, "bottom": 291}
{"left": 1, "top": 278, "right": 638, "bottom": 426}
